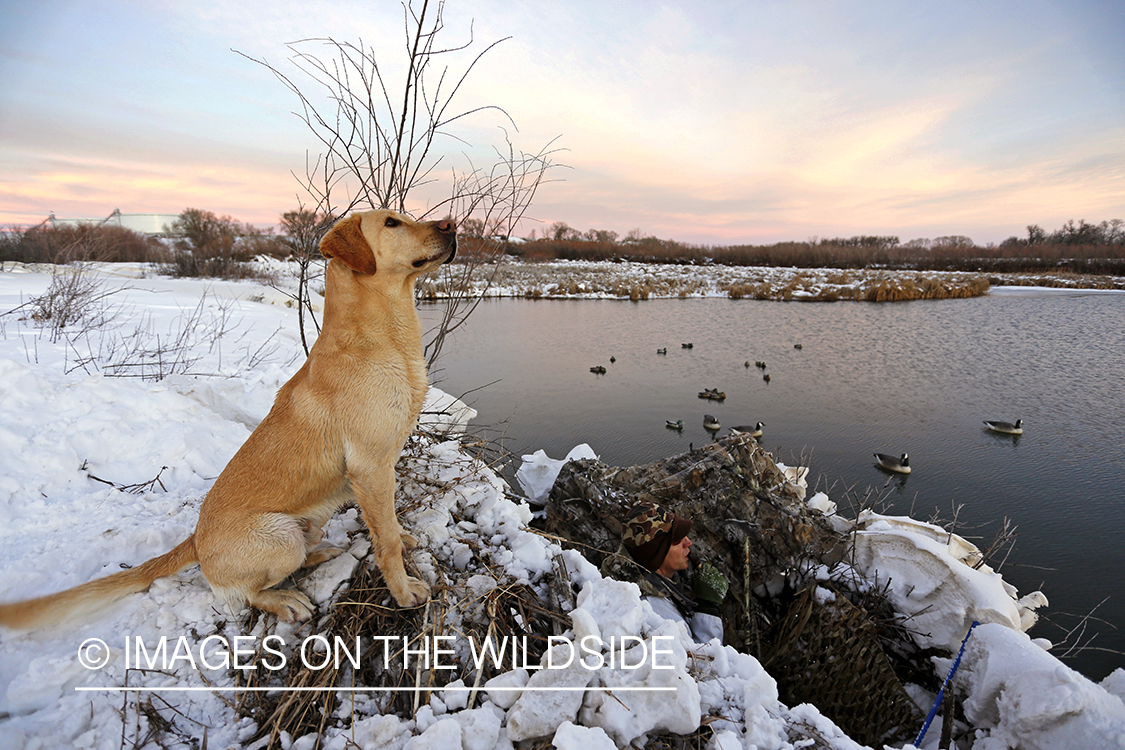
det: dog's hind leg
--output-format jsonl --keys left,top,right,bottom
{"left": 203, "top": 514, "right": 319, "bottom": 622}
{"left": 350, "top": 465, "right": 430, "bottom": 608}
{"left": 299, "top": 518, "right": 345, "bottom": 568}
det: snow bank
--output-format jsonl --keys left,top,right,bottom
{"left": 851, "top": 510, "right": 1047, "bottom": 654}
{"left": 956, "top": 624, "right": 1125, "bottom": 749}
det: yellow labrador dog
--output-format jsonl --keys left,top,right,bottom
{"left": 0, "top": 209, "right": 455, "bottom": 628}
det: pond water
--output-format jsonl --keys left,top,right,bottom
{"left": 421, "top": 290, "right": 1125, "bottom": 681}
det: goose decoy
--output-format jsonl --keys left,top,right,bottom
{"left": 590, "top": 365, "right": 607, "bottom": 374}
{"left": 703, "top": 415, "right": 721, "bottom": 431}
{"left": 730, "top": 421, "right": 765, "bottom": 438}
{"left": 983, "top": 419, "right": 1023, "bottom": 435}
{"left": 874, "top": 452, "right": 911, "bottom": 474}
{"left": 657, "top": 348, "right": 667, "bottom": 355}
{"left": 665, "top": 420, "right": 684, "bottom": 430}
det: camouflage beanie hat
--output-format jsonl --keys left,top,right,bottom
{"left": 622, "top": 501, "right": 692, "bottom": 572}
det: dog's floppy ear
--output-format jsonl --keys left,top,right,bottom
{"left": 320, "top": 215, "right": 377, "bottom": 275}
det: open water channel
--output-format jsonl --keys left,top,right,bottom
{"left": 422, "top": 289, "right": 1125, "bottom": 680}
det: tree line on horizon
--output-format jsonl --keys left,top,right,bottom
{"left": 2, "top": 209, "right": 1122, "bottom": 279}
{"left": 479, "top": 217, "right": 1125, "bottom": 276}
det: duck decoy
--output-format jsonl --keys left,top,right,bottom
{"left": 665, "top": 420, "right": 684, "bottom": 431}
{"left": 682, "top": 343, "right": 694, "bottom": 349}
{"left": 609, "top": 356, "right": 616, "bottom": 363}
{"left": 590, "top": 365, "right": 607, "bottom": 374}
{"left": 762, "top": 374, "right": 770, "bottom": 383}
{"left": 730, "top": 421, "right": 765, "bottom": 438}
{"left": 794, "top": 343, "right": 803, "bottom": 350}
{"left": 983, "top": 419, "right": 1023, "bottom": 435}
{"left": 755, "top": 361, "right": 766, "bottom": 369}
{"left": 657, "top": 348, "right": 667, "bottom": 355}
{"left": 703, "top": 415, "right": 721, "bottom": 431}
{"left": 697, "top": 388, "right": 726, "bottom": 400}
{"left": 874, "top": 452, "right": 911, "bottom": 474}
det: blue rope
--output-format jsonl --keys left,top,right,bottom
{"left": 914, "top": 621, "right": 979, "bottom": 748}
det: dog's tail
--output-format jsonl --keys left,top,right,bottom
{"left": 0, "top": 536, "right": 198, "bottom": 631}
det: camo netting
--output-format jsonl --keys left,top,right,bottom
{"left": 765, "top": 583, "right": 923, "bottom": 747}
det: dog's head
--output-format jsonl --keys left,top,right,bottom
{"left": 319, "top": 209, "right": 457, "bottom": 277}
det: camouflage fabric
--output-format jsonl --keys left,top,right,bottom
{"left": 622, "top": 501, "right": 686, "bottom": 548}
{"left": 622, "top": 501, "right": 691, "bottom": 572}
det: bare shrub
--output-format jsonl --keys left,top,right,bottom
{"left": 162, "top": 208, "right": 277, "bottom": 282}
{"left": 25, "top": 265, "right": 123, "bottom": 342}
{"left": 0, "top": 224, "right": 166, "bottom": 265}
{"left": 60, "top": 291, "right": 276, "bottom": 381}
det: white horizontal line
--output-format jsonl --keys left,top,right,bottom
{"left": 77, "top": 686, "right": 676, "bottom": 693}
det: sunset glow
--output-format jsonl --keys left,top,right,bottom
{"left": 1, "top": 0, "right": 1121, "bottom": 245}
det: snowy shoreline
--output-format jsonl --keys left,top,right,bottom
{"left": 416, "top": 258, "right": 1124, "bottom": 302}
{"left": 1, "top": 264, "right": 1123, "bottom": 749}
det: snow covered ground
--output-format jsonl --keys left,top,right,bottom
{"left": 1, "top": 262, "right": 1123, "bottom": 749}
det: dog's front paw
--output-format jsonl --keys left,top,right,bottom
{"left": 393, "top": 576, "right": 431, "bottom": 608}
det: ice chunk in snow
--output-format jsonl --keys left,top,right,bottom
{"left": 573, "top": 578, "right": 644, "bottom": 642}
{"left": 552, "top": 721, "right": 616, "bottom": 750}
{"left": 405, "top": 717, "right": 461, "bottom": 750}
{"left": 419, "top": 388, "right": 477, "bottom": 435}
{"left": 775, "top": 462, "right": 809, "bottom": 500}
{"left": 484, "top": 668, "right": 528, "bottom": 709}
{"left": 505, "top": 644, "right": 596, "bottom": 742}
{"left": 578, "top": 619, "right": 701, "bottom": 746}
{"left": 515, "top": 444, "right": 598, "bottom": 504}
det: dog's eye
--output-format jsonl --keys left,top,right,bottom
{"left": 384, "top": 217, "right": 400, "bottom": 228}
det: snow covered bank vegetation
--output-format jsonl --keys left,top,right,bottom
{"left": 418, "top": 259, "right": 996, "bottom": 302}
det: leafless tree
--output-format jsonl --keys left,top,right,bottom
{"left": 275, "top": 207, "right": 334, "bottom": 354}
{"left": 239, "top": 0, "right": 561, "bottom": 362}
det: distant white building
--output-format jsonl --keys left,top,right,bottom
{"left": 47, "top": 209, "right": 181, "bottom": 236}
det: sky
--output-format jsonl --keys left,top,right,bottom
{"left": 1, "top": 0, "right": 1123, "bottom": 246}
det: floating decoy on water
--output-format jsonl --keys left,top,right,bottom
{"left": 657, "top": 348, "right": 667, "bottom": 355}
{"left": 666, "top": 420, "right": 684, "bottom": 430}
{"left": 755, "top": 361, "right": 767, "bottom": 369}
{"left": 682, "top": 343, "right": 694, "bottom": 349}
{"left": 703, "top": 414, "right": 721, "bottom": 431}
{"left": 874, "top": 452, "right": 911, "bottom": 474}
{"left": 744, "top": 361, "right": 751, "bottom": 368}
{"left": 762, "top": 374, "right": 771, "bottom": 383}
{"left": 730, "top": 421, "right": 765, "bottom": 438}
{"left": 698, "top": 388, "right": 726, "bottom": 400}
{"left": 983, "top": 419, "right": 1023, "bottom": 435}
{"left": 590, "top": 365, "right": 607, "bottom": 374}
{"left": 794, "top": 343, "right": 803, "bottom": 350}
{"left": 610, "top": 356, "right": 616, "bottom": 363}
